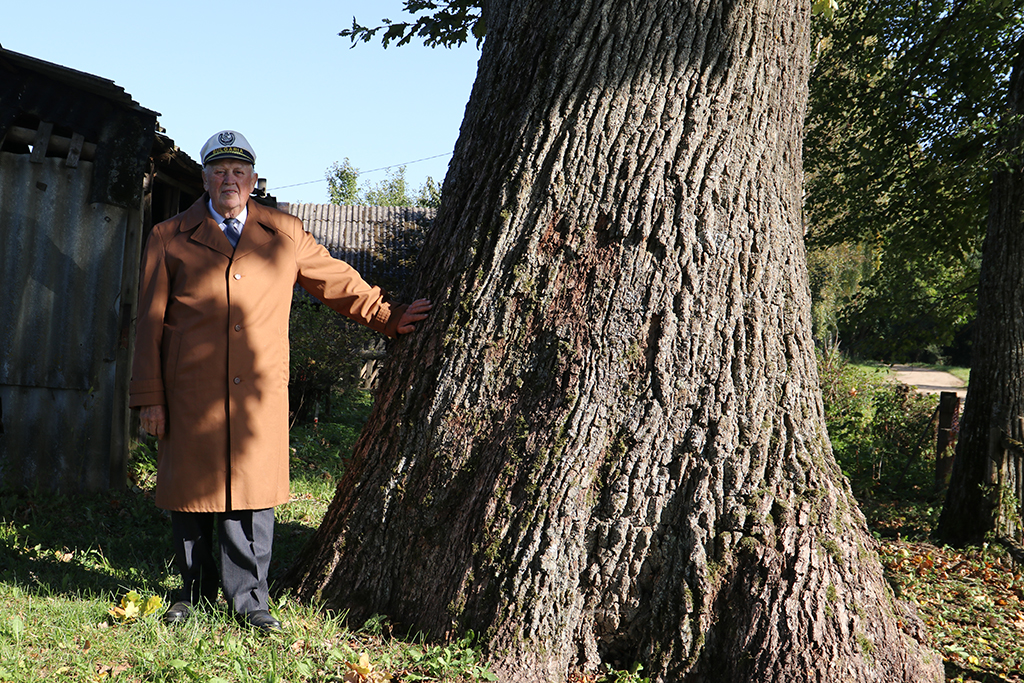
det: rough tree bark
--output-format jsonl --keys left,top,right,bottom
{"left": 938, "top": 44, "right": 1024, "bottom": 547}
{"left": 283, "top": 1, "right": 942, "bottom": 680}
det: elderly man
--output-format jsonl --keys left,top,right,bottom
{"left": 130, "top": 130, "right": 431, "bottom": 631}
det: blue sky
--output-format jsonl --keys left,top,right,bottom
{"left": 3, "top": 1, "right": 481, "bottom": 204}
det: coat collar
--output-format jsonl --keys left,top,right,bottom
{"left": 177, "top": 194, "right": 278, "bottom": 259}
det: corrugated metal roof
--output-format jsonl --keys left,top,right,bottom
{"left": 0, "top": 46, "right": 156, "bottom": 115}
{"left": 280, "top": 203, "right": 433, "bottom": 299}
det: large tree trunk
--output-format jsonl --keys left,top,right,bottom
{"left": 283, "top": 1, "right": 941, "bottom": 680}
{"left": 938, "top": 44, "right": 1024, "bottom": 546}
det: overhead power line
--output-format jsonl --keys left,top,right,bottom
{"left": 268, "top": 152, "right": 452, "bottom": 192}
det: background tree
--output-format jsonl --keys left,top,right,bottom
{"left": 327, "top": 158, "right": 442, "bottom": 208}
{"left": 413, "top": 175, "right": 442, "bottom": 209}
{"left": 325, "top": 159, "right": 435, "bottom": 299}
{"left": 283, "top": 1, "right": 941, "bottom": 681}
{"left": 327, "top": 158, "right": 361, "bottom": 205}
{"left": 937, "top": 41, "right": 1024, "bottom": 547}
{"left": 805, "top": 242, "right": 871, "bottom": 349}
{"left": 293, "top": 155, "right": 365, "bottom": 422}
{"left": 365, "top": 165, "right": 413, "bottom": 207}
{"left": 804, "top": 0, "right": 1020, "bottom": 361}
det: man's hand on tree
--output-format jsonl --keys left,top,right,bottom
{"left": 397, "top": 299, "right": 433, "bottom": 334}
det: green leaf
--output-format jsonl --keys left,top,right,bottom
{"left": 812, "top": 0, "right": 838, "bottom": 19}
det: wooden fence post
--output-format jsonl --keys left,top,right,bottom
{"left": 935, "top": 390, "right": 960, "bottom": 490}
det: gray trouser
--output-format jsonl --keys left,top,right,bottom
{"left": 170, "top": 508, "right": 274, "bottom": 614}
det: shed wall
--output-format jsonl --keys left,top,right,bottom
{"left": 0, "top": 152, "right": 134, "bottom": 491}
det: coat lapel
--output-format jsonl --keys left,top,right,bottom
{"left": 233, "top": 200, "right": 277, "bottom": 260}
{"left": 191, "top": 219, "right": 235, "bottom": 258}
{"left": 176, "top": 194, "right": 281, "bottom": 260}
{"left": 178, "top": 195, "right": 235, "bottom": 258}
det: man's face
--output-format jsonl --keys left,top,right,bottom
{"left": 203, "top": 160, "right": 257, "bottom": 218}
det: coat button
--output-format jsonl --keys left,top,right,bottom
{"left": 234, "top": 324, "right": 241, "bottom": 331}
{"left": 233, "top": 377, "right": 241, "bottom": 384}
{"left": 233, "top": 273, "right": 242, "bottom": 280}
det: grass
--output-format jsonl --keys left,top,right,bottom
{"left": 0, "top": 389, "right": 496, "bottom": 682}
{"left": 274, "top": 390, "right": 374, "bottom": 568}
{"left": 1, "top": 373, "right": 1018, "bottom": 682}
{"left": 0, "top": 586, "right": 494, "bottom": 682}
{"left": 862, "top": 465, "right": 1024, "bottom": 683}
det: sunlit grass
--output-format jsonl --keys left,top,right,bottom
{"left": 0, "top": 388, "right": 496, "bottom": 682}
{"left": 9, "top": 370, "right": 1016, "bottom": 682}
{"left": 0, "top": 582, "right": 493, "bottom": 682}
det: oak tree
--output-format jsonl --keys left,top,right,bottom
{"left": 284, "top": 1, "right": 942, "bottom": 680}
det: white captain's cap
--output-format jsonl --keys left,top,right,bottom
{"left": 200, "top": 130, "right": 256, "bottom": 166}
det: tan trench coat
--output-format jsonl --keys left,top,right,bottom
{"left": 129, "top": 196, "right": 405, "bottom": 512}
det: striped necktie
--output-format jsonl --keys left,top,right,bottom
{"left": 224, "top": 217, "right": 241, "bottom": 248}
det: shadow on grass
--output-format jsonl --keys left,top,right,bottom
{"left": 944, "top": 661, "right": 1016, "bottom": 683}
{"left": 0, "top": 390, "right": 371, "bottom": 605}
{"left": 0, "top": 485, "right": 329, "bottom": 604}
{"left": 0, "top": 485, "right": 174, "bottom": 599}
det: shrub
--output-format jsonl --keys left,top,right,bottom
{"left": 817, "top": 344, "right": 885, "bottom": 474}
{"left": 288, "top": 292, "right": 377, "bottom": 425}
{"left": 869, "top": 382, "right": 937, "bottom": 480}
{"left": 817, "top": 345, "right": 937, "bottom": 486}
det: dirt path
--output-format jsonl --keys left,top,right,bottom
{"left": 889, "top": 365, "right": 967, "bottom": 397}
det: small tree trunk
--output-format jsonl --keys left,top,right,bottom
{"left": 938, "top": 43, "right": 1024, "bottom": 546}
{"left": 284, "top": 1, "right": 941, "bottom": 680}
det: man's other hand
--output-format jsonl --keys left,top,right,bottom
{"left": 140, "top": 404, "right": 167, "bottom": 438}
{"left": 397, "top": 299, "right": 433, "bottom": 335}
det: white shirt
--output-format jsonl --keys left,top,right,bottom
{"left": 207, "top": 199, "right": 248, "bottom": 238}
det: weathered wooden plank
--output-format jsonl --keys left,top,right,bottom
{"left": 29, "top": 121, "right": 53, "bottom": 163}
{"left": 66, "top": 132, "right": 85, "bottom": 168}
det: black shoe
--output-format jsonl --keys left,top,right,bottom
{"left": 163, "top": 601, "right": 192, "bottom": 625}
{"left": 241, "top": 609, "right": 281, "bottom": 632}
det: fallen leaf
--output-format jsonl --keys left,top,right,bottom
{"left": 348, "top": 653, "right": 373, "bottom": 676}
{"left": 122, "top": 600, "right": 139, "bottom": 620}
{"left": 141, "top": 595, "right": 163, "bottom": 617}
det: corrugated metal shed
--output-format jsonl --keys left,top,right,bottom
{"left": 0, "top": 46, "right": 158, "bottom": 493}
{"left": 279, "top": 203, "right": 434, "bottom": 300}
